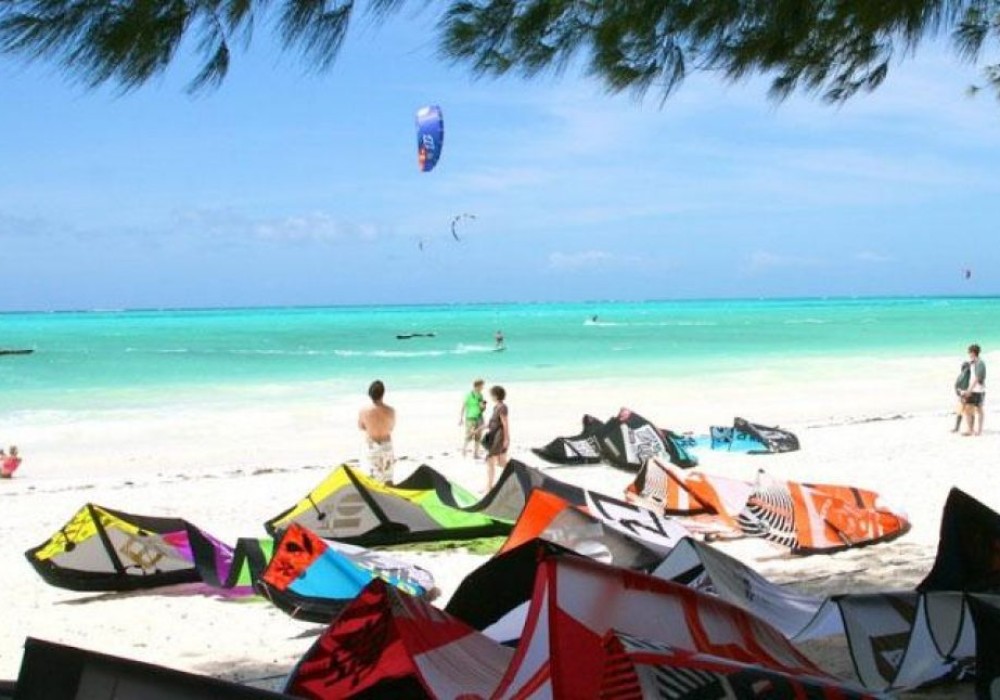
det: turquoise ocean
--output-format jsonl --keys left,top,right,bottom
{"left": 2, "top": 298, "right": 999, "bottom": 412}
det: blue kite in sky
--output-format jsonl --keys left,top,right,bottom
{"left": 416, "top": 105, "right": 444, "bottom": 172}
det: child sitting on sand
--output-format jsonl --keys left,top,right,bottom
{"left": 1, "top": 445, "right": 21, "bottom": 478}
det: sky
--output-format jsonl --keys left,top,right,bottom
{"left": 2, "top": 8, "right": 1000, "bottom": 311}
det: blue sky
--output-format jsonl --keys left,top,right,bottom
{"left": 2, "top": 9, "right": 999, "bottom": 311}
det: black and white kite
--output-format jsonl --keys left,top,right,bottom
{"left": 450, "top": 213, "right": 476, "bottom": 241}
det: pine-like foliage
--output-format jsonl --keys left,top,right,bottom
{"left": 1, "top": 0, "right": 998, "bottom": 101}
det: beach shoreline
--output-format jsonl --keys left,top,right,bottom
{"left": 1, "top": 350, "right": 978, "bottom": 482}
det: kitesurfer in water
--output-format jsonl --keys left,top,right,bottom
{"left": 495, "top": 330, "right": 505, "bottom": 351}
{"left": 358, "top": 380, "right": 396, "bottom": 483}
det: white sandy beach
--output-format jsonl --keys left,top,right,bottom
{"left": 1, "top": 352, "right": 997, "bottom": 697}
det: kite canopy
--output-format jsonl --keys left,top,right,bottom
{"left": 536, "top": 414, "right": 796, "bottom": 464}
{"left": 448, "top": 487, "right": 693, "bottom": 645}
{"left": 531, "top": 415, "right": 604, "bottom": 465}
{"left": 498, "top": 488, "right": 685, "bottom": 566}
{"left": 14, "top": 638, "right": 291, "bottom": 700}
{"left": 491, "top": 555, "right": 840, "bottom": 698}
{"left": 264, "top": 460, "right": 605, "bottom": 546}
{"left": 600, "top": 631, "right": 871, "bottom": 699}
{"left": 26, "top": 504, "right": 203, "bottom": 592}
{"left": 627, "top": 458, "right": 911, "bottom": 554}
{"left": 359, "top": 500, "right": 1000, "bottom": 695}
{"left": 447, "top": 522, "right": 675, "bottom": 648}
{"left": 26, "top": 504, "right": 434, "bottom": 616}
{"left": 628, "top": 457, "right": 751, "bottom": 522}
{"left": 970, "top": 596, "right": 1000, "bottom": 696}
{"left": 445, "top": 539, "right": 581, "bottom": 644}
{"left": 415, "top": 105, "right": 443, "bottom": 172}
{"left": 257, "top": 523, "right": 434, "bottom": 623}
{"left": 681, "top": 417, "right": 800, "bottom": 454}
{"left": 286, "top": 578, "right": 512, "bottom": 699}
{"left": 651, "top": 535, "right": 999, "bottom": 692}
{"left": 825, "top": 489, "right": 1000, "bottom": 691}
{"left": 265, "top": 460, "right": 688, "bottom": 550}
{"left": 741, "top": 480, "right": 910, "bottom": 554}
{"left": 263, "top": 463, "right": 512, "bottom": 545}
{"left": 918, "top": 487, "right": 1000, "bottom": 592}
{"left": 532, "top": 409, "right": 698, "bottom": 471}
{"left": 449, "top": 212, "right": 475, "bottom": 241}
{"left": 653, "top": 537, "right": 833, "bottom": 641}
{"left": 24, "top": 504, "right": 274, "bottom": 593}
{"left": 288, "top": 553, "right": 869, "bottom": 699}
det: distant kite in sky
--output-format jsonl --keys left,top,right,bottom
{"left": 450, "top": 213, "right": 476, "bottom": 241}
{"left": 416, "top": 105, "right": 444, "bottom": 172}
{"left": 964, "top": 268, "right": 973, "bottom": 280}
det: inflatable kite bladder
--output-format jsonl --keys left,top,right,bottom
{"left": 415, "top": 105, "right": 444, "bottom": 172}
{"left": 24, "top": 504, "right": 264, "bottom": 592}
{"left": 257, "top": 523, "right": 434, "bottom": 623}
{"left": 532, "top": 408, "right": 698, "bottom": 471}
{"left": 678, "top": 416, "right": 800, "bottom": 454}
{"left": 287, "top": 553, "right": 871, "bottom": 699}
{"left": 286, "top": 578, "right": 512, "bottom": 699}
{"left": 627, "top": 457, "right": 910, "bottom": 554}
{"left": 13, "top": 638, "right": 289, "bottom": 699}
{"left": 448, "top": 532, "right": 999, "bottom": 695}
{"left": 25, "top": 504, "right": 435, "bottom": 618}
{"left": 498, "top": 487, "right": 689, "bottom": 564}
{"left": 264, "top": 459, "right": 683, "bottom": 549}
{"left": 263, "top": 463, "right": 514, "bottom": 544}
{"left": 649, "top": 488, "right": 1000, "bottom": 693}
{"left": 600, "top": 631, "right": 869, "bottom": 698}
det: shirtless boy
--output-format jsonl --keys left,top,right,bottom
{"left": 358, "top": 380, "right": 396, "bottom": 483}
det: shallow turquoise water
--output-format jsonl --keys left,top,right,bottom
{"left": 2, "top": 298, "right": 998, "bottom": 411}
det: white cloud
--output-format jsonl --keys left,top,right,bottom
{"left": 548, "top": 250, "right": 616, "bottom": 270}
{"left": 0, "top": 213, "right": 67, "bottom": 239}
{"left": 856, "top": 250, "right": 893, "bottom": 263}
{"left": 746, "top": 251, "right": 824, "bottom": 272}
{"left": 450, "top": 167, "right": 554, "bottom": 194}
{"left": 546, "top": 249, "right": 661, "bottom": 270}
{"left": 175, "top": 209, "right": 383, "bottom": 244}
{"left": 460, "top": 45, "right": 1000, "bottom": 226}
{"left": 252, "top": 212, "right": 353, "bottom": 243}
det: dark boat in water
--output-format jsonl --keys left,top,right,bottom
{"left": 0, "top": 349, "right": 33, "bottom": 356}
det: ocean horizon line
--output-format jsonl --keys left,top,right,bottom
{"left": 1, "top": 293, "right": 997, "bottom": 317}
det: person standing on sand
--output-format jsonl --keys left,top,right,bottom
{"left": 358, "top": 380, "right": 396, "bottom": 483}
{"left": 962, "top": 344, "right": 987, "bottom": 436}
{"left": 484, "top": 385, "right": 509, "bottom": 490}
{"left": 952, "top": 360, "right": 971, "bottom": 433}
{"left": 459, "top": 379, "right": 487, "bottom": 459}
